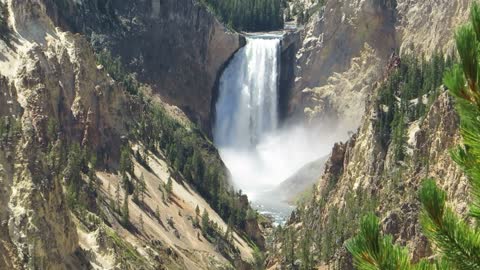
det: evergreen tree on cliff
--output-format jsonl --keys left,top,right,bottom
{"left": 201, "top": 0, "right": 284, "bottom": 31}
{"left": 347, "top": 2, "right": 480, "bottom": 269}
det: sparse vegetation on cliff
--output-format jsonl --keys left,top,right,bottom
{"left": 133, "top": 98, "right": 253, "bottom": 232}
{"left": 96, "top": 48, "right": 260, "bottom": 242}
{"left": 200, "top": 0, "right": 284, "bottom": 31}
{"left": 268, "top": 20, "right": 457, "bottom": 270}
{"left": 348, "top": 3, "right": 480, "bottom": 269}
{"left": 96, "top": 50, "right": 139, "bottom": 95}
{"left": 376, "top": 52, "right": 453, "bottom": 160}
{"left": 270, "top": 185, "right": 377, "bottom": 268}
{"left": 0, "top": 116, "right": 21, "bottom": 146}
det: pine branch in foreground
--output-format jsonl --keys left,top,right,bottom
{"left": 348, "top": 2, "right": 480, "bottom": 269}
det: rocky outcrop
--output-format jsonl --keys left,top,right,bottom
{"left": 410, "top": 90, "right": 468, "bottom": 213}
{"left": 297, "top": 0, "right": 396, "bottom": 88}
{"left": 301, "top": 44, "right": 382, "bottom": 132}
{"left": 269, "top": 87, "right": 467, "bottom": 268}
{"left": 43, "top": 0, "right": 244, "bottom": 133}
{"left": 0, "top": 2, "right": 133, "bottom": 265}
{"left": 245, "top": 218, "right": 266, "bottom": 249}
{"left": 289, "top": 0, "right": 470, "bottom": 132}
{"left": 289, "top": 0, "right": 396, "bottom": 123}
{"left": 0, "top": 0, "right": 257, "bottom": 268}
{"left": 396, "top": 0, "right": 470, "bottom": 55}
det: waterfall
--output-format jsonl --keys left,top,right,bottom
{"left": 214, "top": 37, "right": 281, "bottom": 149}
{"left": 213, "top": 36, "right": 346, "bottom": 225}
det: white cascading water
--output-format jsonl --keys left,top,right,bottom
{"left": 214, "top": 37, "right": 280, "bottom": 148}
{"left": 214, "top": 36, "right": 340, "bottom": 223}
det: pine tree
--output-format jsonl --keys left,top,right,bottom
{"left": 155, "top": 205, "right": 160, "bottom": 220}
{"left": 0, "top": 2, "right": 10, "bottom": 41}
{"left": 390, "top": 101, "right": 407, "bottom": 161}
{"left": 139, "top": 173, "right": 146, "bottom": 203}
{"left": 252, "top": 246, "right": 266, "bottom": 270}
{"left": 300, "top": 230, "right": 313, "bottom": 270}
{"left": 115, "top": 181, "right": 121, "bottom": 212}
{"left": 165, "top": 177, "right": 173, "bottom": 200}
{"left": 119, "top": 146, "right": 132, "bottom": 177}
{"left": 201, "top": 209, "right": 210, "bottom": 236}
{"left": 346, "top": 213, "right": 446, "bottom": 270}
{"left": 201, "top": 0, "right": 284, "bottom": 31}
{"left": 122, "top": 192, "right": 129, "bottom": 226}
{"left": 64, "top": 143, "right": 84, "bottom": 201}
{"left": 139, "top": 214, "right": 144, "bottom": 231}
{"left": 282, "top": 227, "right": 296, "bottom": 268}
{"left": 133, "top": 179, "right": 139, "bottom": 202}
{"left": 191, "top": 150, "right": 204, "bottom": 185}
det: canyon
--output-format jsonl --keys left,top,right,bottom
{"left": 0, "top": 0, "right": 475, "bottom": 269}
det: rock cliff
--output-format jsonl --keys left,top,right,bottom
{"left": 289, "top": 0, "right": 470, "bottom": 133}
{"left": 289, "top": 0, "right": 396, "bottom": 125}
{"left": 43, "top": 0, "right": 244, "bottom": 133}
{"left": 267, "top": 0, "right": 472, "bottom": 268}
{"left": 0, "top": 0, "right": 256, "bottom": 269}
{"left": 268, "top": 86, "right": 468, "bottom": 270}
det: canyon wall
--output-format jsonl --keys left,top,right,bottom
{"left": 42, "top": 0, "right": 244, "bottom": 133}
{"left": 0, "top": 0, "right": 257, "bottom": 268}
{"left": 289, "top": 0, "right": 470, "bottom": 132}
{"left": 267, "top": 0, "right": 472, "bottom": 269}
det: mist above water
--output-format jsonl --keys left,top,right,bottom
{"left": 214, "top": 36, "right": 344, "bottom": 204}
{"left": 218, "top": 123, "right": 341, "bottom": 199}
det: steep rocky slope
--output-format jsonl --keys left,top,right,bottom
{"left": 42, "top": 0, "right": 244, "bottom": 133}
{"left": 301, "top": 44, "right": 382, "bottom": 132}
{"left": 0, "top": 0, "right": 260, "bottom": 269}
{"left": 289, "top": 0, "right": 396, "bottom": 126}
{"left": 396, "top": 0, "right": 470, "bottom": 54}
{"left": 268, "top": 79, "right": 468, "bottom": 270}
{"left": 289, "top": 0, "right": 470, "bottom": 133}
{"left": 266, "top": 0, "right": 472, "bottom": 269}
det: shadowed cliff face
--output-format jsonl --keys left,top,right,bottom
{"left": 42, "top": 0, "right": 243, "bottom": 133}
